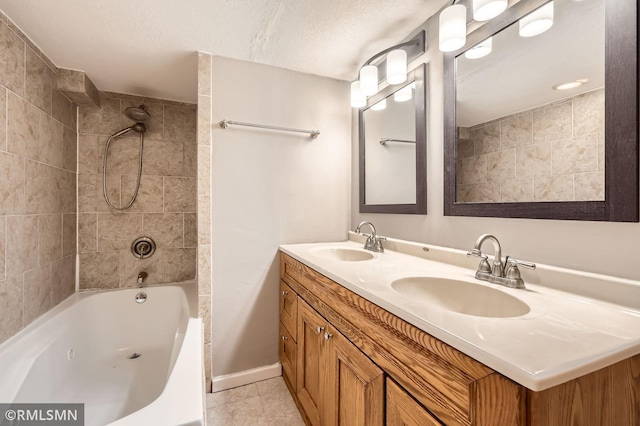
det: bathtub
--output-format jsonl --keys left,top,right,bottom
{"left": 0, "top": 282, "right": 204, "bottom": 426}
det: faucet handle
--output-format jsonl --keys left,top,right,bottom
{"left": 507, "top": 258, "right": 536, "bottom": 270}
{"left": 467, "top": 250, "right": 491, "bottom": 274}
{"left": 372, "top": 235, "right": 386, "bottom": 253}
{"left": 505, "top": 258, "right": 535, "bottom": 282}
{"left": 467, "top": 249, "right": 484, "bottom": 258}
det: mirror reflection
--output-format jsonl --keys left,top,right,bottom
{"left": 364, "top": 85, "right": 417, "bottom": 205}
{"left": 359, "top": 63, "right": 426, "bottom": 214}
{"left": 455, "top": 0, "right": 604, "bottom": 204}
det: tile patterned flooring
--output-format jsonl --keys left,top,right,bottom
{"left": 206, "top": 376, "right": 304, "bottom": 426}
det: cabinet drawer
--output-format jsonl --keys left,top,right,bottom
{"left": 279, "top": 281, "right": 298, "bottom": 339}
{"left": 387, "top": 378, "right": 443, "bottom": 426}
{"left": 279, "top": 321, "right": 297, "bottom": 389}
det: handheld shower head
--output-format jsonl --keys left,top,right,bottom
{"left": 124, "top": 105, "right": 150, "bottom": 133}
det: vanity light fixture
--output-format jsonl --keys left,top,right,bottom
{"left": 473, "top": 0, "right": 508, "bottom": 21}
{"left": 437, "top": 0, "right": 512, "bottom": 53}
{"left": 439, "top": 4, "right": 467, "bottom": 52}
{"left": 519, "top": 2, "right": 554, "bottom": 37}
{"left": 371, "top": 98, "right": 387, "bottom": 111}
{"left": 360, "top": 65, "right": 379, "bottom": 96}
{"left": 350, "top": 31, "right": 425, "bottom": 108}
{"left": 464, "top": 37, "right": 493, "bottom": 59}
{"left": 350, "top": 81, "right": 366, "bottom": 108}
{"left": 387, "top": 49, "right": 408, "bottom": 85}
{"left": 393, "top": 85, "right": 413, "bottom": 102}
{"left": 553, "top": 78, "right": 588, "bottom": 90}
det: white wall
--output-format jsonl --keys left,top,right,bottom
{"left": 352, "top": 15, "right": 640, "bottom": 282}
{"left": 211, "top": 57, "right": 351, "bottom": 376}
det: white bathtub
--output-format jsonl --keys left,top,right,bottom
{"left": 0, "top": 283, "right": 204, "bottom": 426}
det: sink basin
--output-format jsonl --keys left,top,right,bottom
{"left": 310, "top": 247, "right": 375, "bottom": 262}
{"left": 391, "top": 277, "right": 530, "bottom": 318}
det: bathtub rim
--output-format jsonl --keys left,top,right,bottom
{"left": 0, "top": 280, "right": 199, "bottom": 351}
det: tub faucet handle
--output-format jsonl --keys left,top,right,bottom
{"left": 137, "top": 271, "right": 148, "bottom": 287}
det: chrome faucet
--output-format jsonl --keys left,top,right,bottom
{"left": 467, "top": 234, "right": 535, "bottom": 289}
{"left": 137, "top": 271, "right": 148, "bottom": 287}
{"left": 355, "top": 221, "right": 386, "bottom": 253}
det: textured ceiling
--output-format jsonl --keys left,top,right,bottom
{"left": 0, "top": 0, "right": 448, "bottom": 103}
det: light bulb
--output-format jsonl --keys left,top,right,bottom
{"left": 519, "top": 2, "right": 554, "bottom": 37}
{"left": 371, "top": 99, "right": 387, "bottom": 111}
{"left": 473, "top": 0, "right": 508, "bottom": 21}
{"left": 464, "top": 37, "right": 493, "bottom": 59}
{"left": 360, "top": 65, "right": 378, "bottom": 96}
{"left": 350, "top": 81, "right": 366, "bottom": 108}
{"left": 439, "top": 4, "right": 467, "bottom": 52}
{"left": 394, "top": 85, "right": 413, "bottom": 102}
{"left": 386, "top": 49, "right": 407, "bottom": 85}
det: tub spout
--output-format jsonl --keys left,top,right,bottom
{"left": 137, "top": 271, "right": 148, "bottom": 287}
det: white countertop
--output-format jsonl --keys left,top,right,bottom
{"left": 280, "top": 237, "right": 640, "bottom": 391}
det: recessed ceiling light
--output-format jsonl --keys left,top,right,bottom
{"left": 553, "top": 78, "right": 588, "bottom": 90}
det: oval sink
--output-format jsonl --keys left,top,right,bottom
{"left": 391, "top": 277, "right": 530, "bottom": 318}
{"left": 310, "top": 247, "right": 375, "bottom": 262}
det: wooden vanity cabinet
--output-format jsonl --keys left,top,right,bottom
{"left": 279, "top": 252, "right": 640, "bottom": 426}
{"left": 387, "top": 378, "right": 442, "bottom": 426}
{"left": 279, "top": 281, "right": 298, "bottom": 389}
{"left": 296, "top": 299, "right": 325, "bottom": 425}
{"left": 296, "top": 298, "right": 385, "bottom": 425}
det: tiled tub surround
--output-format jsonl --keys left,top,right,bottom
{"left": 0, "top": 12, "right": 77, "bottom": 344}
{"left": 456, "top": 88, "right": 604, "bottom": 203}
{"left": 77, "top": 92, "right": 197, "bottom": 290}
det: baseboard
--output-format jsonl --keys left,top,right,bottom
{"left": 212, "top": 362, "right": 282, "bottom": 393}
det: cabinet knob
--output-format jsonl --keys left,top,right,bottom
{"left": 281, "top": 335, "right": 288, "bottom": 342}
{"left": 282, "top": 290, "right": 289, "bottom": 296}
{"left": 324, "top": 333, "right": 333, "bottom": 341}
{"left": 316, "top": 326, "right": 325, "bottom": 334}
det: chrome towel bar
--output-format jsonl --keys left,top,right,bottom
{"left": 379, "top": 138, "right": 415, "bottom": 145}
{"left": 219, "top": 120, "right": 320, "bottom": 139}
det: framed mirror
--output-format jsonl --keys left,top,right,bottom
{"left": 359, "top": 64, "right": 427, "bottom": 214}
{"left": 444, "top": 0, "right": 638, "bottom": 221}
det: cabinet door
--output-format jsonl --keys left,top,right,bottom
{"left": 296, "top": 299, "right": 326, "bottom": 426}
{"left": 280, "top": 281, "right": 298, "bottom": 338}
{"left": 387, "top": 379, "right": 442, "bottom": 426}
{"left": 279, "top": 322, "right": 297, "bottom": 390}
{"left": 323, "top": 324, "right": 384, "bottom": 426}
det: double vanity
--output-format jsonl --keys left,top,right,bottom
{"left": 278, "top": 233, "right": 640, "bottom": 425}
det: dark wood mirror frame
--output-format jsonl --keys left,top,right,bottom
{"left": 444, "top": 0, "right": 639, "bottom": 222}
{"left": 359, "top": 63, "right": 427, "bottom": 214}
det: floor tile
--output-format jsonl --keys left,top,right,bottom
{"left": 207, "top": 395, "right": 267, "bottom": 426}
{"left": 256, "top": 377, "right": 304, "bottom": 426}
{"left": 207, "top": 383, "right": 259, "bottom": 408}
{"left": 206, "top": 376, "right": 303, "bottom": 426}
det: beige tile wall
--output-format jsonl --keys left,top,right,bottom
{"left": 456, "top": 88, "right": 604, "bottom": 203}
{"left": 77, "top": 92, "right": 197, "bottom": 290}
{"left": 0, "top": 12, "right": 77, "bottom": 344}
{"left": 197, "top": 52, "right": 213, "bottom": 392}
